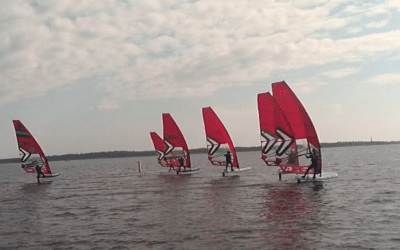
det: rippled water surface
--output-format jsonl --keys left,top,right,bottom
{"left": 2, "top": 145, "right": 400, "bottom": 249}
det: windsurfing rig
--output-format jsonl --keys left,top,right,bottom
{"left": 150, "top": 114, "right": 192, "bottom": 174}
{"left": 257, "top": 81, "right": 322, "bottom": 180}
{"left": 12, "top": 120, "right": 56, "bottom": 178}
{"left": 202, "top": 107, "right": 240, "bottom": 172}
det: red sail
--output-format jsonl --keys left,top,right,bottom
{"left": 272, "top": 81, "right": 321, "bottom": 174}
{"left": 202, "top": 107, "right": 239, "bottom": 168}
{"left": 12, "top": 120, "right": 52, "bottom": 175}
{"left": 257, "top": 92, "right": 295, "bottom": 165}
{"left": 150, "top": 132, "right": 168, "bottom": 167}
{"left": 162, "top": 113, "right": 191, "bottom": 168}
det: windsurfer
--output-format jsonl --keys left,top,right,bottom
{"left": 302, "top": 148, "right": 319, "bottom": 179}
{"left": 224, "top": 151, "right": 234, "bottom": 171}
{"left": 34, "top": 162, "right": 44, "bottom": 183}
{"left": 178, "top": 157, "right": 186, "bottom": 172}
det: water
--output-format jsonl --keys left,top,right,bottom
{"left": 1, "top": 145, "right": 400, "bottom": 249}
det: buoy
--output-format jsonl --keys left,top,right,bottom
{"left": 138, "top": 161, "right": 142, "bottom": 173}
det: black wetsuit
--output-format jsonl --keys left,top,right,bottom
{"left": 35, "top": 165, "right": 43, "bottom": 183}
{"left": 178, "top": 158, "right": 185, "bottom": 171}
{"left": 225, "top": 152, "right": 233, "bottom": 171}
{"left": 303, "top": 153, "right": 319, "bottom": 178}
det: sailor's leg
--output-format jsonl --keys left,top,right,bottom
{"left": 302, "top": 166, "right": 311, "bottom": 178}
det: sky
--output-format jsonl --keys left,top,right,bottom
{"left": 1, "top": 0, "right": 400, "bottom": 159}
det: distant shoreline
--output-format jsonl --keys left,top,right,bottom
{"left": 1, "top": 140, "right": 399, "bottom": 163}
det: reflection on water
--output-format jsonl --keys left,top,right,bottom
{"left": 20, "top": 182, "right": 53, "bottom": 194}
{"left": 262, "top": 183, "right": 323, "bottom": 249}
{"left": 205, "top": 176, "right": 241, "bottom": 215}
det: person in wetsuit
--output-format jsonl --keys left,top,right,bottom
{"left": 178, "top": 157, "right": 186, "bottom": 172}
{"left": 302, "top": 148, "right": 319, "bottom": 179}
{"left": 224, "top": 151, "right": 234, "bottom": 171}
{"left": 34, "top": 162, "right": 43, "bottom": 184}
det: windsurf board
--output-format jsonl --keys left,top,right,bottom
{"left": 295, "top": 172, "right": 337, "bottom": 183}
{"left": 177, "top": 168, "right": 200, "bottom": 175}
{"left": 42, "top": 172, "right": 62, "bottom": 178}
{"left": 222, "top": 167, "right": 251, "bottom": 176}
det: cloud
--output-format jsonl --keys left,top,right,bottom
{"left": 291, "top": 77, "right": 329, "bottom": 94}
{"left": 366, "top": 19, "right": 389, "bottom": 28}
{"left": 347, "top": 27, "right": 362, "bottom": 34}
{"left": 343, "top": 2, "right": 391, "bottom": 17}
{"left": 1, "top": 0, "right": 400, "bottom": 109}
{"left": 388, "top": 0, "right": 400, "bottom": 10}
{"left": 321, "top": 68, "right": 359, "bottom": 79}
{"left": 387, "top": 53, "right": 400, "bottom": 60}
{"left": 318, "top": 103, "right": 343, "bottom": 118}
{"left": 366, "top": 73, "right": 400, "bottom": 85}
{"left": 97, "top": 99, "right": 121, "bottom": 110}
{"left": 289, "top": 67, "right": 360, "bottom": 93}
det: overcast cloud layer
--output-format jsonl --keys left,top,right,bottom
{"left": 2, "top": 0, "right": 400, "bottom": 109}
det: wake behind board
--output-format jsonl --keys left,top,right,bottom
{"left": 295, "top": 172, "right": 337, "bottom": 183}
{"left": 177, "top": 168, "right": 200, "bottom": 175}
{"left": 222, "top": 167, "right": 251, "bottom": 176}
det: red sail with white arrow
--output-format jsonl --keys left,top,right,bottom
{"left": 257, "top": 92, "right": 295, "bottom": 166}
{"left": 162, "top": 113, "right": 191, "bottom": 169}
{"left": 150, "top": 132, "right": 168, "bottom": 167}
{"left": 271, "top": 81, "right": 322, "bottom": 175}
{"left": 12, "top": 120, "right": 52, "bottom": 175}
{"left": 202, "top": 107, "right": 239, "bottom": 169}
